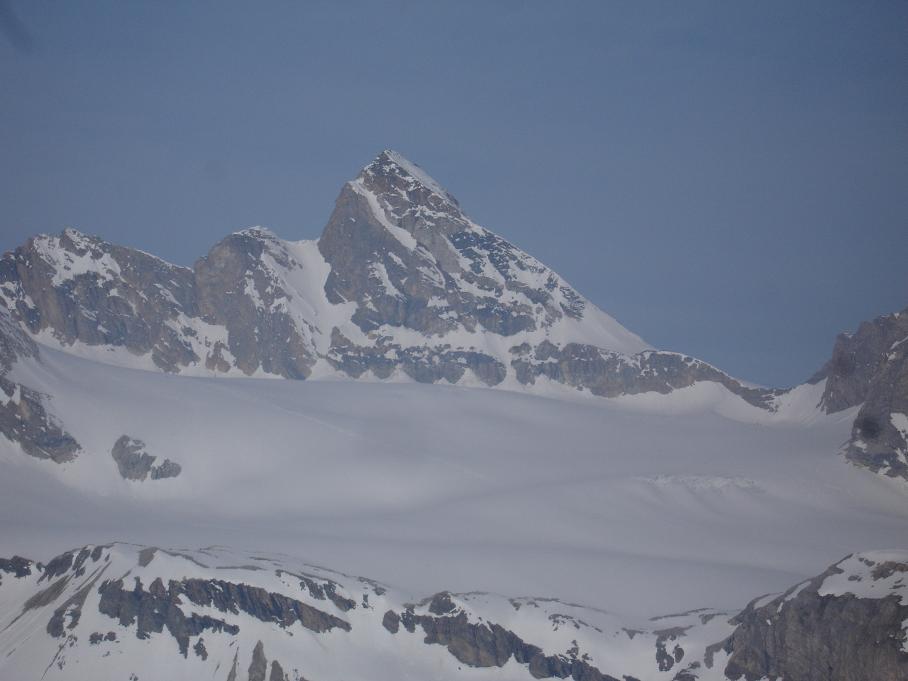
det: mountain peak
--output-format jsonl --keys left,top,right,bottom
{"left": 359, "top": 149, "right": 460, "bottom": 208}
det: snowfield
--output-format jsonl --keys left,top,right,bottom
{"left": 1, "top": 345, "right": 906, "bottom": 619}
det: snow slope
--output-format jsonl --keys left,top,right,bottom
{"left": 1, "top": 346, "right": 906, "bottom": 619}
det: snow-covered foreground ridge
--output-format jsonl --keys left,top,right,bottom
{"left": 0, "top": 543, "right": 905, "bottom": 681}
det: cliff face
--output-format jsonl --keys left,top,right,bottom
{"left": 0, "top": 151, "right": 775, "bottom": 408}
{"left": 718, "top": 551, "right": 908, "bottom": 681}
{"left": 811, "top": 307, "right": 908, "bottom": 480}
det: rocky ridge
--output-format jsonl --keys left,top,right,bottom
{"left": 0, "top": 543, "right": 904, "bottom": 681}
{"left": 0, "top": 151, "right": 775, "bottom": 406}
{"left": 0, "top": 151, "right": 905, "bottom": 481}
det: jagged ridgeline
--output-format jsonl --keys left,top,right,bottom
{"left": 0, "top": 152, "right": 907, "bottom": 681}
{"left": 0, "top": 544, "right": 905, "bottom": 681}
{"left": 1, "top": 150, "right": 906, "bottom": 479}
{"left": 0, "top": 150, "right": 771, "bottom": 399}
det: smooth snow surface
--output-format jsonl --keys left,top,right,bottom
{"left": 1, "top": 348, "right": 907, "bottom": 618}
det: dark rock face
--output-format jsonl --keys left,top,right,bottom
{"left": 511, "top": 343, "right": 780, "bottom": 408}
{"left": 0, "top": 376, "right": 80, "bottom": 463}
{"left": 325, "top": 328, "right": 507, "bottom": 387}
{"left": 0, "top": 306, "right": 79, "bottom": 463}
{"left": 40, "top": 551, "right": 76, "bottom": 582}
{"left": 0, "top": 305, "right": 36, "bottom": 374}
{"left": 110, "top": 435, "right": 181, "bottom": 481}
{"left": 248, "top": 640, "right": 268, "bottom": 681}
{"left": 812, "top": 308, "right": 908, "bottom": 412}
{"left": 0, "top": 298, "right": 79, "bottom": 463}
{"left": 318, "top": 151, "right": 575, "bottom": 341}
{"left": 269, "top": 659, "right": 288, "bottom": 681}
{"left": 88, "top": 631, "right": 117, "bottom": 645}
{"left": 382, "top": 609, "right": 400, "bottom": 633}
{"left": 193, "top": 637, "right": 207, "bottom": 660}
{"left": 718, "top": 555, "right": 908, "bottom": 681}
{"left": 652, "top": 626, "right": 688, "bottom": 672}
{"left": 392, "top": 608, "right": 623, "bottom": 681}
{"left": 98, "top": 577, "right": 240, "bottom": 656}
{"left": 811, "top": 307, "right": 908, "bottom": 480}
{"left": 193, "top": 230, "right": 318, "bottom": 379}
{"left": 174, "top": 577, "right": 350, "bottom": 633}
{"left": 0, "top": 556, "right": 33, "bottom": 579}
{"left": 150, "top": 458, "right": 182, "bottom": 479}
{"left": 110, "top": 435, "right": 155, "bottom": 480}
{"left": 98, "top": 572, "right": 335, "bottom": 673}
{"left": 314, "top": 151, "right": 651, "bottom": 386}
{"left": 0, "top": 229, "right": 200, "bottom": 372}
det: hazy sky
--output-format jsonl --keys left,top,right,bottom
{"left": 1, "top": 1, "right": 905, "bottom": 387}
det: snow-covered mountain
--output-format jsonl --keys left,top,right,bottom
{"left": 3, "top": 150, "right": 906, "bottom": 480}
{"left": 0, "top": 151, "right": 776, "bottom": 407}
{"left": 1, "top": 543, "right": 905, "bottom": 681}
{"left": 0, "top": 150, "right": 907, "bottom": 680}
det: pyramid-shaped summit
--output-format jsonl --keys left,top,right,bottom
{"left": 318, "top": 150, "right": 649, "bottom": 350}
{"left": 361, "top": 149, "right": 461, "bottom": 207}
{"left": 0, "top": 149, "right": 781, "bottom": 413}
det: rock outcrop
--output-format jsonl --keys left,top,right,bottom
{"left": 718, "top": 551, "right": 908, "bottom": 681}
{"left": 0, "top": 306, "right": 79, "bottom": 462}
{"left": 811, "top": 307, "right": 908, "bottom": 480}
{"left": 0, "top": 377, "right": 79, "bottom": 463}
{"left": 511, "top": 342, "right": 781, "bottom": 408}
{"left": 110, "top": 435, "right": 181, "bottom": 481}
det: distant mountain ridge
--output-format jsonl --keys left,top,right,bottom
{"left": 0, "top": 150, "right": 774, "bottom": 407}
{"left": 1, "top": 151, "right": 907, "bottom": 480}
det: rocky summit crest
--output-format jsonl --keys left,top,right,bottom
{"left": 360, "top": 149, "right": 461, "bottom": 209}
{"left": 7, "top": 150, "right": 907, "bottom": 483}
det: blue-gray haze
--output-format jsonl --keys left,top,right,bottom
{"left": 1, "top": 1, "right": 905, "bottom": 387}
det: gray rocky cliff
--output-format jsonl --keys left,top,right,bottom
{"left": 810, "top": 307, "right": 908, "bottom": 480}
{"left": 0, "top": 306, "right": 79, "bottom": 463}
{"left": 716, "top": 552, "right": 908, "bottom": 681}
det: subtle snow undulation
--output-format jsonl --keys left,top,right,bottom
{"left": 1, "top": 346, "right": 906, "bottom": 620}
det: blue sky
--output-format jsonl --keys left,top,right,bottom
{"left": 1, "top": 1, "right": 905, "bottom": 387}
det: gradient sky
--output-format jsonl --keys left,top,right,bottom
{"left": 1, "top": 1, "right": 905, "bottom": 387}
